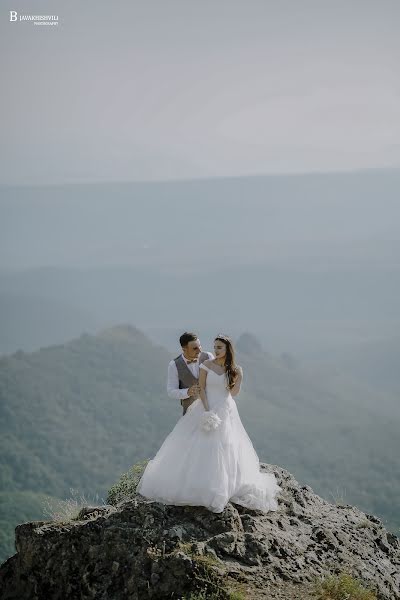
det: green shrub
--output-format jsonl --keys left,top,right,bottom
{"left": 107, "top": 459, "right": 149, "bottom": 505}
{"left": 312, "top": 571, "right": 377, "bottom": 600}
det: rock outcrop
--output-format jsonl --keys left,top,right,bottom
{"left": 1, "top": 465, "right": 399, "bottom": 599}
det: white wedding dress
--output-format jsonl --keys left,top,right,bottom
{"left": 136, "top": 363, "right": 282, "bottom": 513}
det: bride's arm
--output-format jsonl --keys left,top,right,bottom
{"left": 198, "top": 367, "right": 210, "bottom": 411}
{"left": 230, "top": 366, "right": 243, "bottom": 397}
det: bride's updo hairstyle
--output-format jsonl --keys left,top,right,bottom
{"left": 214, "top": 334, "right": 240, "bottom": 390}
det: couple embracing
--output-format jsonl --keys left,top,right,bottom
{"left": 136, "top": 331, "right": 282, "bottom": 514}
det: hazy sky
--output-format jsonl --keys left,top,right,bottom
{"left": 1, "top": 0, "right": 400, "bottom": 184}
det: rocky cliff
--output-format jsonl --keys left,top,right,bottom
{"left": 1, "top": 464, "right": 399, "bottom": 599}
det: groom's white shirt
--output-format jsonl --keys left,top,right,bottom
{"left": 167, "top": 352, "right": 214, "bottom": 401}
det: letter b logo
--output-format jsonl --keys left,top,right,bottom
{"left": 10, "top": 11, "right": 18, "bottom": 21}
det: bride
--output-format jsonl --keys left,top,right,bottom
{"left": 136, "top": 334, "right": 282, "bottom": 514}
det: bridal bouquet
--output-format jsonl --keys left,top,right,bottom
{"left": 200, "top": 410, "right": 222, "bottom": 432}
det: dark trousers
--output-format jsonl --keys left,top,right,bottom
{"left": 181, "top": 396, "right": 196, "bottom": 415}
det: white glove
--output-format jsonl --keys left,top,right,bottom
{"left": 200, "top": 410, "right": 222, "bottom": 432}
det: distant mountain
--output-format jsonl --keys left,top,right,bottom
{"left": 0, "top": 324, "right": 399, "bottom": 566}
{"left": 1, "top": 168, "right": 399, "bottom": 357}
{"left": 303, "top": 335, "right": 400, "bottom": 396}
{"left": 0, "top": 324, "right": 174, "bottom": 497}
{"left": 0, "top": 263, "right": 399, "bottom": 359}
{"left": 1, "top": 168, "right": 400, "bottom": 270}
{"left": 0, "top": 291, "right": 102, "bottom": 356}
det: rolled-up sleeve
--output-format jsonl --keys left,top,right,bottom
{"left": 167, "top": 360, "right": 190, "bottom": 400}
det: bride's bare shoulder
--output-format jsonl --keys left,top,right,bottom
{"left": 203, "top": 359, "right": 214, "bottom": 367}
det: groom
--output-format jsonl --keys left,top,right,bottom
{"left": 167, "top": 331, "right": 214, "bottom": 415}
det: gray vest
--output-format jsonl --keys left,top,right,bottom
{"left": 174, "top": 351, "right": 209, "bottom": 391}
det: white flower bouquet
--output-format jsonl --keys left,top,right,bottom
{"left": 200, "top": 410, "right": 222, "bottom": 432}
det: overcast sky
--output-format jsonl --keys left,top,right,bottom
{"left": 1, "top": 0, "right": 399, "bottom": 185}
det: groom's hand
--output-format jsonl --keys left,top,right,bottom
{"left": 188, "top": 384, "right": 200, "bottom": 398}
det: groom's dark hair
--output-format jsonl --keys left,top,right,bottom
{"left": 180, "top": 332, "right": 198, "bottom": 347}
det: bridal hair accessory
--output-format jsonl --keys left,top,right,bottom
{"left": 200, "top": 410, "right": 222, "bottom": 432}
